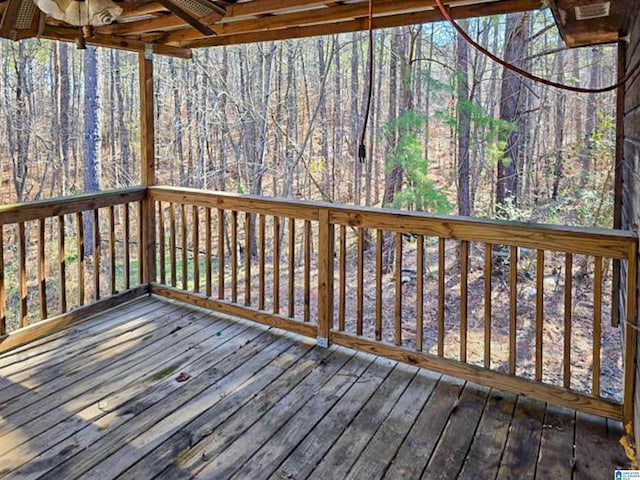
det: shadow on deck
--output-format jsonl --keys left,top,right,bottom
{"left": 0, "top": 296, "right": 628, "bottom": 479}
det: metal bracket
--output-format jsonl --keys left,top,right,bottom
{"left": 316, "top": 337, "right": 329, "bottom": 348}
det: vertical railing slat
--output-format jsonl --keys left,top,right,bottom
{"left": 338, "top": 224, "right": 346, "bottom": 331}
{"left": 484, "top": 243, "right": 492, "bottom": 369}
{"left": 205, "top": 207, "right": 212, "bottom": 297}
{"left": 181, "top": 203, "right": 188, "bottom": 290}
{"left": 109, "top": 206, "right": 116, "bottom": 295}
{"left": 244, "top": 212, "right": 252, "bottom": 306}
{"left": 375, "top": 229, "right": 383, "bottom": 341}
{"left": 19, "top": 222, "right": 27, "bottom": 327}
{"left": 93, "top": 209, "right": 101, "bottom": 300}
{"left": 437, "top": 238, "right": 445, "bottom": 356}
{"left": 193, "top": 205, "right": 200, "bottom": 294}
{"left": 58, "top": 215, "right": 66, "bottom": 313}
{"left": 460, "top": 240, "right": 468, "bottom": 362}
{"left": 288, "top": 217, "right": 295, "bottom": 318}
{"left": 124, "top": 203, "right": 131, "bottom": 290}
{"left": 137, "top": 201, "right": 144, "bottom": 285}
{"left": 356, "top": 228, "right": 364, "bottom": 336}
{"left": 76, "top": 212, "right": 85, "bottom": 306}
{"left": 169, "top": 202, "right": 176, "bottom": 288}
{"left": 395, "top": 231, "right": 402, "bottom": 346}
{"left": 563, "top": 253, "right": 573, "bottom": 389}
{"left": 258, "top": 214, "right": 266, "bottom": 310}
{"left": 158, "top": 202, "right": 166, "bottom": 285}
{"left": 416, "top": 234, "right": 424, "bottom": 352}
{"left": 38, "top": 219, "right": 47, "bottom": 320}
{"left": 0, "top": 226, "right": 4, "bottom": 335}
{"left": 231, "top": 210, "right": 238, "bottom": 303}
{"left": 304, "top": 220, "right": 311, "bottom": 322}
{"left": 535, "top": 249, "right": 544, "bottom": 382}
{"left": 593, "top": 256, "right": 602, "bottom": 397}
{"left": 273, "top": 216, "right": 280, "bottom": 314}
{"left": 509, "top": 245, "right": 518, "bottom": 376}
{"left": 217, "top": 209, "right": 225, "bottom": 299}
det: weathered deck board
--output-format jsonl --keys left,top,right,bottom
{"left": 0, "top": 297, "right": 628, "bottom": 480}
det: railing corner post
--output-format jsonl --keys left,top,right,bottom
{"left": 317, "top": 208, "right": 334, "bottom": 348}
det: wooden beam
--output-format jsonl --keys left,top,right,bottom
{"left": 38, "top": 26, "right": 192, "bottom": 58}
{"left": 140, "top": 49, "right": 156, "bottom": 285}
{"left": 179, "top": 0, "right": 543, "bottom": 48}
{"left": 154, "top": 0, "right": 217, "bottom": 35}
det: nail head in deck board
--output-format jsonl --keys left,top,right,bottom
{"left": 307, "top": 364, "right": 417, "bottom": 480}
{"left": 273, "top": 356, "right": 397, "bottom": 480}
{"left": 421, "top": 383, "right": 491, "bottom": 479}
{"left": 457, "top": 390, "right": 517, "bottom": 480}
{"left": 382, "top": 375, "right": 466, "bottom": 480}
{"left": 118, "top": 341, "right": 323, "bottom": 480}
{"left": 344, "top": 369, "right": 439, "bottom": 480}
{"left": 495, "top": 395, "right": 545, "bottom": 480}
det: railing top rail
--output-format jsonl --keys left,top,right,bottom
{"left": 150, "top": 186, "right": 638, "bottom": 259}
{"left": 0, "top": 187, "right": 146, "bottom": 226}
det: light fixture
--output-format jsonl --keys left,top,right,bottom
{"left": 34, "top": 0, "right": 122, "bottom": 27}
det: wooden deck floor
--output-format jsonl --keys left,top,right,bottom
{"left": 0, "top": 296, "right": 628, "bottom": 480}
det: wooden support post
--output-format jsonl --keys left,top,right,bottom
{"left": 317, "top": 208, "right": 333, "bottom": 347}
{"left": 139, "top": 48, "right": 156, "bottom": 287}
{"left": 612, "top": 39, "right": 626, "bottom": 327}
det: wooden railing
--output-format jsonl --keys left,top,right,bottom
{"left": 149, "top": 186, "right": 638, "bottom": 423}
{"left": 0, "top": 187, "right": 148, "bottom": 352}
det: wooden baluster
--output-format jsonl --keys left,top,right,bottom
{"left": 205, "top": 208, "right": 212, "bottom": 297}
{"left": 460, "top": 240, "right": 468, "bottom": 362}
{"left": 484, "top": 244, "right": 492, "bottom": 368}
{"left": 158, "top": 201, "right": 166, "bottom": 285}
{"left": 138, "top": 201, "right": 144, "bottom": 285}
{"left": 356, "top": 228, "right": 364, "bottom": 335}
{"left": 416, "top": 234, "right": 424, "bottom": 352}
{"left": 564, "top": 254, "right": 573, "bottom": 389}
{"left": 18, "top": 222, "right": 27, "bottom": 327}
{"left": 76, "top": 212, "right": 85, "bottom": 306}
{"left": 395, "top": 232, "right": 402, "bottom": 346}
{"left": 288, "top": 218, "right": 295, "bottom": 317}
{"left": 509, "top": 245, "right": 518, "bottom": 376}
{"left": 0, "top": 226, "right": 4, "bottom": 335}
{"left": 38, "top": 219, "right": 47, "bottom": 320}
{"left": 244, "top": 212, "right": 252, "bottom": 306}
{"left": 623, "top": 243, "right": 638, "bottom": 425}
{"left": 124, "top": 203, "right": 131, "bottom": 290}
{"left": 437, "top": 238, "right": 445, "bottom": 356}
{"left": 273, "top": 216, "right": 280, "bottom": 314}
{"left": 258, "top": 214, "right": 266, "bottom": 310}
{"left": 593, "top": 256, "right": 603, "bottom": 396}
{"left": 535, "top": 249, "right": 544, "bottom": 382}
{"left": 109, "top": 206, "right": 116, "bottom": 294}
{"left": 58, "top": 216, "right": 67, "bottom": 313}
{"left": 375, "top": 229, "right": 382, "bottom": 341}
{"left": 304, "top": 220, "right": 311, "bottom": 322}
{"left": 217, "top": 209, "right": 225, "bottom": 299}
{"left": 317, "top": 209, "right": 334, "bottom": 344}
{"left": 169, "top": 203, "right": 176, "bottom": 288}
{"left": 231, "top": 210, "right": 238, "bottom": 303}
{"left": 93, "top": 209, "right": 100, "bottom": 300}
{"left": 338, "top": 224, "right": 347, "bottom": 332}
{"left": 193, "top": 205, "right": 200, "bottom": 293}
{"left": 181, "top": 203, "right": 188, "bottom": 290}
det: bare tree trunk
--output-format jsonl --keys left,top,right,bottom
{"left": 457, "top": 19, "right": 471, "bottom": 216}
{"left": 83, "top": 45, "right": 100, "bottom": 255}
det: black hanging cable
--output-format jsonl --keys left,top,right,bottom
{"left": 434, "top": 0, "right": 640, "bottom": 94}
{"left": 358, "top": 0, "right": 374, "bottom": 162}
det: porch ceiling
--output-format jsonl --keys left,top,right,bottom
{"left": 0, "top": 0, "right": 545, "bottom": 57}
